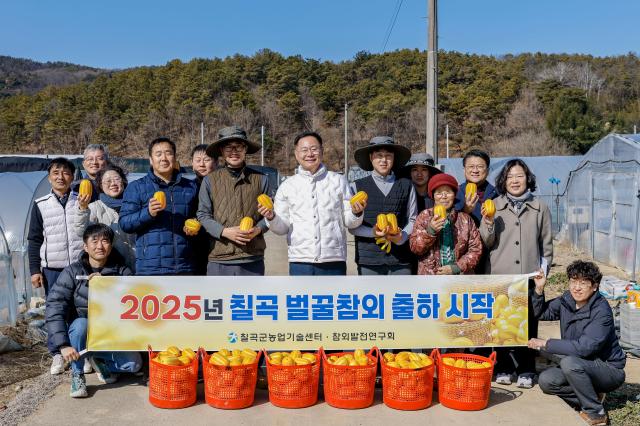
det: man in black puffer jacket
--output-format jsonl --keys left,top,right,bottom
{"left": 529, "top": 261, "right": 626, "bottom": 426}
{"left": 46, "top": 224, "right": 142, "bottom": 398}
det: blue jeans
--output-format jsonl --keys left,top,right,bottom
{"left": 357, "top": 264, "right": 412, "bottom": 275}
{"left": 68, "top": 318, "right": 142, "bottom": 375}
{"left": 289, "top": 262, "right": 347, "bottom": 276}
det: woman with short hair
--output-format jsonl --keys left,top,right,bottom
{"left": 479, "top": 158, "right": 553, "bottom": 388}
{"left": 74, "top": 163, "right": 136, "bottom": 271}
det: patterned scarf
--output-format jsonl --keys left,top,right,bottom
{"left": 439, "top": 210, "right": 456, "bottom": 266}
{"left": 506, "top": 191, "right": 533, "bottom": 214}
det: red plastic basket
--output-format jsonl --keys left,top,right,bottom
{"left": 321, "top": 347, "right": 379, "bottom": 409}
{"left": 147, "top": 346, "right": 198, "bottom": 409}
{"left": 381, "top": 349, "right": 436, "bottom": 410}
{"left": 264, "top": 350, "right": 320, "bottom": 408}
{"left": 435, "top": 349, "right": 496, "bottom": 411}
{"left": 199, "top": 348, "right": 261, "bottom": 409}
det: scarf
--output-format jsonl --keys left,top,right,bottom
{"left": 506, "top": 191, "right": 533, "bottom": 214}
{"left": 439, "top": 210, "right": 456, "bottom": 266}
{"left": 99, "top": 193, "right": 124, "bottom": 213}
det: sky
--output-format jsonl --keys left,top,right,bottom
{"left": 1, "top": 0, "right": 639, "bottom": 69}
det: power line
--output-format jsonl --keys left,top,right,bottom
{"left": 381, "top": 0, "right": 404, "bottom": 53}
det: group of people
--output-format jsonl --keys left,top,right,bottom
{"left": 30, "top": 127, "right": 625, "bottom": 425}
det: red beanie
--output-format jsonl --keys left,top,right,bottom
{"left": 428, "top": 173, "right": 459, "bottom": 198}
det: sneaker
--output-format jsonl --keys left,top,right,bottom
{"left": 83, "top": 358, "right": 93, "bottom": 374}
{"left": 89, "top": 357, "right": 119, "bottom": 384}
{"left": 70, "top": 373, "right": 88, "bottom": 398}
{"left": 50, "top": 354, "right": 66, "bottom": 375}
{"left": 578, "top": 411, "right": 608, "bottom": 426}
{"left": 516, "top": 375, "right": 534, "bottom": 389}
{"left": 495, "top": 373, "right": 512, "bottom": 385}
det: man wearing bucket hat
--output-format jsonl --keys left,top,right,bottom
{"left": 196, "top": 126, "right": 271, "bottom": 276}
{"left": 349, "top": 136, "right": 417, "bottom": 275}
{"left": 402, "top": 152, "right": 442, "bottom": 214}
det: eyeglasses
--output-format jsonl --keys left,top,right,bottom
{"left": 568, "top": 280, "right": 593, "bottom": 289}
{"left": 85, "top": 156, "right": 105, "bottom": 163}
{"left": 433, "top": 191, "right": 454, "bottom": 199}
{"left": 297, "top": 147, "right": 322, "bottom": 155}
{"left": 372, "top": 153, "right": 394, "bottom": 161}
{"left": 222, "top": 144, "right": 246, "bottom": 153}
{"left": 465, "top": 165, "right": 486, "bottom": 171}
{"left": 104, "top": 178, "right": 123, "bottom": 186}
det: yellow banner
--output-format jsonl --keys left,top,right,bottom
{"left": 87, "top": 275, "right": 529, "bottom": 351}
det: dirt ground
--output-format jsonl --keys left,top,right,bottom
{"left": 0, "top": 321, "right": 49, "bottom": 409}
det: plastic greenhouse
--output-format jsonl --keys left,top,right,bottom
{"left": 0, "top": 171, "right": 51, "bottom": 325}
{"left": 561, "top": 133, "right": 640, "bottom": 279}
{"left": 348, "top": 154, "right": 582, "bottom": 233}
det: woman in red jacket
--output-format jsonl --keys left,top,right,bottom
{"left": 409, "top": 173, "right": 482, "bottom": 275}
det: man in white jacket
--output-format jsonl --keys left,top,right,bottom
{"left": 258, "top": 131, "right": 366, "bottom": 275}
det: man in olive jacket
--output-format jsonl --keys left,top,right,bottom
{"left": 197, "top": 126, "right": 271, "bottom": 276}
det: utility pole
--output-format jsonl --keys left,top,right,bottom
{"left": 261, "top": 126, "right": 265, "bottom": 167}
{"left": 426, "top": 0, "right": 438, "bottom": 161}
{"left": 344, "top": 103, "right": 348, "bottom": 175}
{"left": 445, "top": 123, "right": 449, "bottom": 159}
{"left": 200, "top": 122, "right": 204, "bottom": 145}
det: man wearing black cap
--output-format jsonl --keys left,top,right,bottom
{"left": 196, "top": 126, "right": 271, "bottom": 276}
{"left": 349, "top": 136, "right": 417, "bottom": 275}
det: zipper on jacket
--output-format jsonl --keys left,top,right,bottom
{"left": 170, "top": 186, "right": 177, "bottom": 272}
{"left": 64, "top": 199, "right": 72, "bottom": 265}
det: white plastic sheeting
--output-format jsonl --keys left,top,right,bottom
{"left": 0, "top": 224, "right": 17, "bottom": 325}
{"left": 561, "top": 134, "right": 640, "bottom": 279}
{"left": 0, "top": 171, "right": 51, "bottom": 324}
{"left": 348, "top": 155, "right": 582, "bottom": 233}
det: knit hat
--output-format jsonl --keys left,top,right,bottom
{"left": 427, "top": 173, "right": 459, "bottom": 198}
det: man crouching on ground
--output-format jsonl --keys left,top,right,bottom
{"left": 45, "top": 223, "right": 142, "bottom": 398}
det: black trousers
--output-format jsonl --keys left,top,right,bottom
{"left": 495, "top": 280, "right": 538, "bottom": 376}
{"left": 538, "top": 355, "right": 625, "bottom": 416}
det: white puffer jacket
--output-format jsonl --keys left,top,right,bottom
{"left": 73, "top": 200, "right": 137, "bottom": 271}
{"left": 267, "top": 165, "right": 363, "bottom": 263}
{"left": 35, "top": 193, "right": 84, "bottom": 269}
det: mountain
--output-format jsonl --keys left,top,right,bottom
{"left": 0, "top": 50, "right": 638, "bottom": 172}
{"left": 0, "top": 55, "right": 106, "bottom": 98}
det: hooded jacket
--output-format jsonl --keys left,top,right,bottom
{"left": 532, "top": 290, "right": 626, "bottom": 369}
{"left": 45, "top": 250, "right": 131, "bottom": 351}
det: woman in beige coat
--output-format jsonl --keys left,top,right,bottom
{"left": 479, "top": 158, "right": 553, "bottom": 389}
